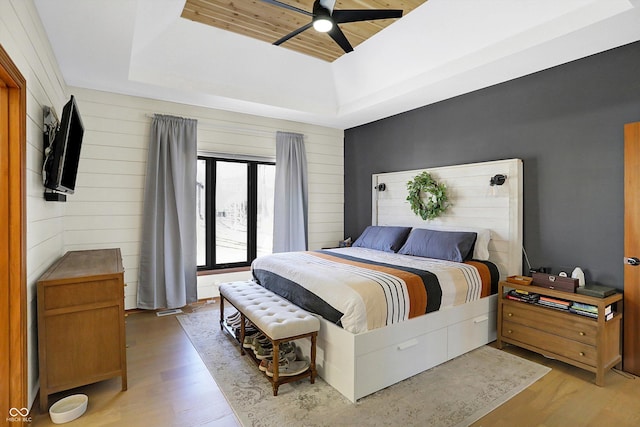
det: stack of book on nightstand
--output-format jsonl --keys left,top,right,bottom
{"left": 506, "top": 289, "right": 539, "bottom": 303}
{"left": 570, "top": 301, "right": 614, "bottom": 320}
{"left": 536, "top": 296, "right": 571, "bottom": 311}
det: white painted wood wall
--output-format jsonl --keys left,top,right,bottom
{"left": 1, "top": 0, "right": 74, "bottom": 406}
{"left": 64, "top": 88, "right": 345, "bottom": 309}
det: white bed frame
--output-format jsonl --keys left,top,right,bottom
{"left": 300, "top": 159, "right": 523, "bottom": 402}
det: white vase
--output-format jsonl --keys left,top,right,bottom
{"left": 572, "top": 267, "right": 585, "bottom": 287}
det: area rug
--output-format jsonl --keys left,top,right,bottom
{"left": 177, "top": 307, "right": 550, "bottom": 427}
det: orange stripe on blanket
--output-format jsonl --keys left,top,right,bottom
{"left": 311, "top": 252, "right": 428, "bottom": 318}
{"left": 465, "top": 261, "right": 492, "bottom": 297}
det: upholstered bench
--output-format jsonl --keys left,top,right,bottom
{"left": 218, "top": 280, "right": 320, "bottom": 396}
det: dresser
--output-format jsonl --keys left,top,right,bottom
{"left": 37, "top": 248, "right": 127, "bottom": 411}
{"left": 497, "top": 280, "right": 622, "bottom": 386}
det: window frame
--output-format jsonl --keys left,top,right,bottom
{"left": 197, "top": 154, "right": 275, "bottom": 271}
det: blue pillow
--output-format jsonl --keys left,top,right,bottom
{"left": 352, "top": 226, "right": 412, "bottom": 253}
{"left": 398, "top": 228, "right": 477, "bottom": 262}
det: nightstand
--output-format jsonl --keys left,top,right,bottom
{"left": 497, "top": 280, "right": 622, "bottom": 386}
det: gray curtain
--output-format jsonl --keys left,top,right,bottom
{"left": 138, "top": 114, "right": 197, "bottom": 309}
{"left": 273, "top": 131, "right": 308, "bottom": 252}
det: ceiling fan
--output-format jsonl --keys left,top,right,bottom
{"left": 261, "top": 0, "right": 403, "bottom": 54}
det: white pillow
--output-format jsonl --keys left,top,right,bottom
{"left": 415, "top": 225, "right": 491, "bottom": 260}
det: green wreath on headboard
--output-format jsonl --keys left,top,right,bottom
{"left": 406, "top": 171, "right": 449, "bottom": 220}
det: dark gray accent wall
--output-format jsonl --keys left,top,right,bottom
{"left": 344, "top": 41, "right": 640, "bottom": 290}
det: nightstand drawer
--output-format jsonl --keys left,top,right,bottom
{"left": 502, "top": 300, "right": 597, "bottom": 346}
{"left": 503, "top": 320, "right": 597, "bottom": 366}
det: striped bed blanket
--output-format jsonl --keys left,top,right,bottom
{"left": 251, "top": 247, "right": 498, "bottom": 334}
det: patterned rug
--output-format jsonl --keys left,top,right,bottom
{"left": 177, "top": 307, "right": 550, "bottom": 427}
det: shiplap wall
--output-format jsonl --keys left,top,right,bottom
{"left": 1, "top": 0, "right": 72, "bottom": 407}
{"left": 65, "top": 88, "right": 345, "bottom": 309}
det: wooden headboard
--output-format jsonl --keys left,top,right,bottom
{"left": 371, "top": 158, "right": 523, "bottom": 279}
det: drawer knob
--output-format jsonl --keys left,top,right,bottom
{"left": 507, "top": 313, "right": 513, "bottom": 317}
{"left": 579, "top": 332, "right": 585, "bottom": 336}
{"left": 507, "top": 329, "right": 513, "bottom": 334}
{"left": 579, "top": 352, "right": 585, "bottom": 357}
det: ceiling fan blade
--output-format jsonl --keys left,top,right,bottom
{"left": 332, "top": 9, "right": 403, "bottom": 24}
{"left": 328, "top": 25, "right": 353, "bottom": 53}
{"left": 319, "top": 0, "right": 336, "bottom": 13}
{"left": 261, "top": 0, "right": 313, "bottom": 17}
{"left": 273, "top": 22, "right": 314, "bottom": 46}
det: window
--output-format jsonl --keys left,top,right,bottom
{"left": 197, "top": 156, "right": 275, "bottom": 270}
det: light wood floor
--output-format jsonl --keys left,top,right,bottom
{"left": 30, "top": 301, "right": 640, "bottom": 426}
{"left": 472, "top": 347, "right": 640, "bottom": 426}
{"left": 30, "top": 302, "right": 240, "bottom": 426}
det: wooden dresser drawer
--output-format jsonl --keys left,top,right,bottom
{"left": 502, "top": 300, "right": 597, "bottom": 346}
{"left": 42, "top": 277, "right": 123, "bottom": 310}
{"left": 503, "top": 320, "right": 597, "bottom": 366}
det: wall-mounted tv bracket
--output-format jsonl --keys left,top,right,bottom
{"left": 42, "top": 105, "right": 58, "bottom": 185}
{"left": 42, "top": 106, "right": 66, "bottom": 201}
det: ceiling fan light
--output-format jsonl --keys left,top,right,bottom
{"left": 313, "top": 17, "right": 333, "bottom": 33}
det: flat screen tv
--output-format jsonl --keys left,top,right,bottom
{"left": 43, "top": 95, "right": 84, "bottom": 198}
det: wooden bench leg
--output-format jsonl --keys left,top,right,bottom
{"left": 240, "top": 313, "right": 246, "bottom": 356}
{"left": 219, "top": 296, "right": 225, "bottom": 331}
{"left": 272, "top": 340, "right": 280, "bottom": 396}
{"left": 310, "top": 332, "right": 317, "bottom": 384}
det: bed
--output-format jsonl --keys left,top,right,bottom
{"left": 253, "top": 246, "right": 499, "bottom": 334}
{"left": 252, "top": 158, "right": 523, "bottom": 402}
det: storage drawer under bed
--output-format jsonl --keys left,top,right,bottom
{"left": 355, "top": 327, "right": 449, "bottom": 399}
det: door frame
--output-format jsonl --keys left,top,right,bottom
{"left": 0, "top": 44, "right": 28, "bottom": 416}
{"left": 624, "top": 122, "right": 640, "bottom": 375}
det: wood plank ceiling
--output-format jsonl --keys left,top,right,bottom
{"left": 182, "top": 0, "right": 427, "bottom": 62}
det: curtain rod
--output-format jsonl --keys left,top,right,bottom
{"left": 144, "top": 113, "right": 277, "bottom": 137}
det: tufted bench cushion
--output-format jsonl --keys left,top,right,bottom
{"left": 219, "top": 280, "right": 320, "bottom": 340}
